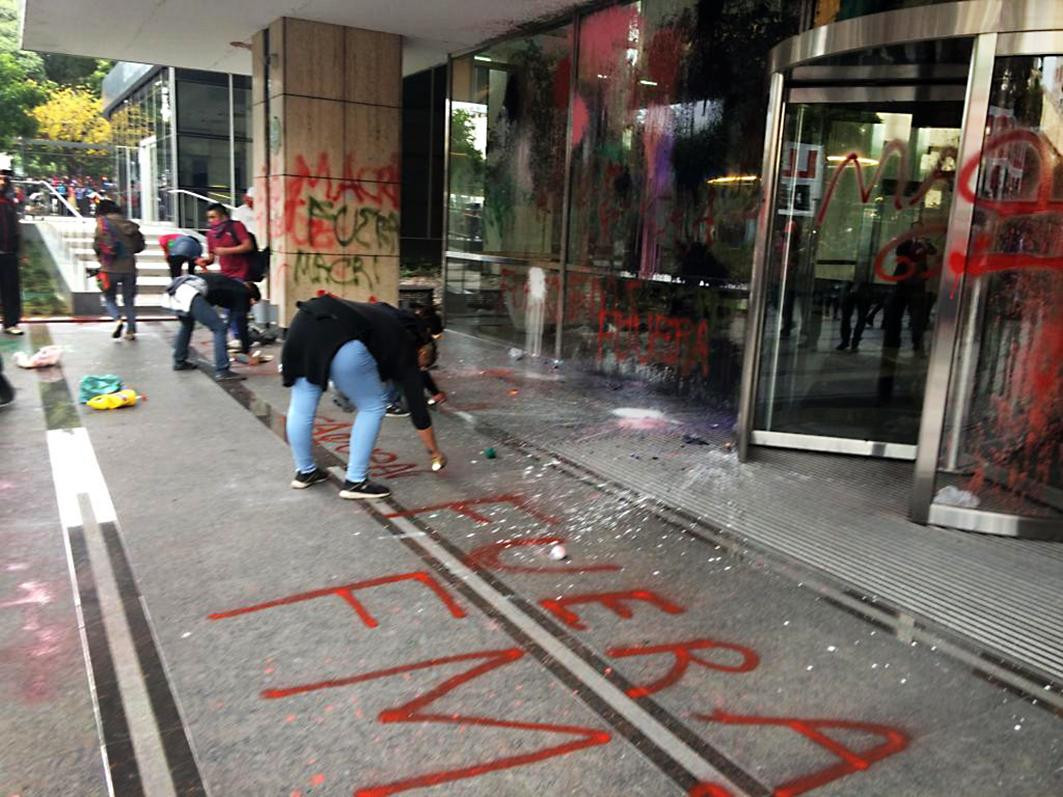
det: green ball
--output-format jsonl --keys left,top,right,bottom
{"left": 484, "top": 447, "right": 497, "bottom": 459}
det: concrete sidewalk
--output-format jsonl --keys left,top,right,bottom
{"left": 1, "top": 320, "right": 1060, "bottom": 797}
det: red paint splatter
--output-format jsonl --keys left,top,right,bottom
{"left": 465, "top": 537, "right": 622, "bottom": 575}
{"left": 579, "top": 5, "right": 640, "bottom": 77}
{"left": 570, "top": 94, "right": 589, "bottom": 147}
{"left": 310, "top": 773, "right": 326, "bottom": 786}
{"left": 539, "top": 589, "right": 685, "bottom": 631}
{"left": 263, "top": 648, "right": 610, "bottom": 796}
{"left": 608, "top": 638, "right": 760, "bottom": 698}
{"left": 382, "top": 495, "right": 559, "bottom": 526}
{"left": 208, "top": 571, "right": 466, "bottom": 628}
{"left": 694, "top": 710, "right": 909, "bottom": 797}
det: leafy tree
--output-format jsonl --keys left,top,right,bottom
{"left": 0, "top": 0, "right": 44, "bottom": 80}
{"left": 0, "top": 52, "right": 46, "bottom": 147}
{"left": 31, "top": 86, "right": 111, "bottom": 144}
{"left": 449, "top": 108, "right": 485, "bottom": 196}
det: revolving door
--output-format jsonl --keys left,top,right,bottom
{"left": 739, "top": 1, "right": 1063, "bottom": 538}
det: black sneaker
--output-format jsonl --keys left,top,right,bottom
{"left": 338, "top": 479, "right": 391, "bottom": 500}
{"left": 111, "top": 321, "right": 125, "bottom": 339}
{"left": 291, "top": 467, "right": 329, "bottom": 489}
{"left": 214, "top": 369, "right": 245, "bottom": 382}
{"left": 385, "top": 403, "right": 409, "bottom": 418}
{"left": 0, "top": 376, "right": 14, "bottom": 407}
{"left": 173, "top": 361, "right": 197, "bottom": 371}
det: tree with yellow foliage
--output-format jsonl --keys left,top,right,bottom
{"left": 31, "top": 86, "right": 111, "bottom": 145}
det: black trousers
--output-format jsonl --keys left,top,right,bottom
{"left": 167, "top": 255, "right": 197, "bottom": 279}
{"left": 0, "top": 252, "right": 21, "bottom": 328}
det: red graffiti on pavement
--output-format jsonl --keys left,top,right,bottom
{"left": 207, "top": 571, "right": 466, "bottom": 628}
{"left": 466, "top": 537, "right": 622, "bottom": 575}
{"left": 262, "top": 648, "right": 611, "bottom": 797}
{"left": 694, "top": 710, "right": 909, "bottom": 797}
{"left": 688, "top": 785, "right": 735, "bottom": 797}
{"left": 607, "top": 638, "right": 760, "bottom": 698}
{"left": 382, "top": 495, "right": 559, "bottom": 526}
{"left": 540, "top": 589, "right": 685, "bottom": 631}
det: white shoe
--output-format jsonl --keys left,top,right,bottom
{"left": 227, "top": 339, "right": 241, "bottom": 351}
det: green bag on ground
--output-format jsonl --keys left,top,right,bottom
{"left": 78, "top": 374, "right": 123, "bottom": 404}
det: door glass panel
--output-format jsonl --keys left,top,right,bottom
{"left": 755, "top": 99, "right": 963, "bottom": 443}
{"left": 933, "top": 55, "right": 1063, "bottom": 520}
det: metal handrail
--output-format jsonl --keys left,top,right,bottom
{"left": 16, "top": 179, "right": 83, "bottom": 218}
{"left": 167, "top": 188, "right": 236, "bottom": 210}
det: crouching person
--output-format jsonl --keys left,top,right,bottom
{"left": 166, "top": 273, "right": 260, "bottom": 382}
{"left": 282, "top": 294, "right": 445, "bottom": 500}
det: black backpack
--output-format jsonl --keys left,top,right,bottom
{"left": 225, "top": 220, "right": 269, "bottom": 282}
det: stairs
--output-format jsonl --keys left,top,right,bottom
{"left": 34, "top": 217, "right": 206, "bottom": 316}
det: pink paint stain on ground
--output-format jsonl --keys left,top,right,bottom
{"left": 310, "top": 774, "right": 326, "bottom": 787}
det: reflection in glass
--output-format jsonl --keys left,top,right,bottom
{"left": 755, "top": 100, "right": 962, "bottom": 443}
{"left": 934, "top": 56, "right": 1063, "bottom": 520}
{"left": 447, "top": 25, "right": 572, "bottom": 258}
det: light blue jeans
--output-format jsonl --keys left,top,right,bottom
{"left": 286, "top": 339, "right": 387, "bottom": 483}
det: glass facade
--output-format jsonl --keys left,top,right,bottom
{"left": 812, "top": 0, "right": 953, "bottom": 25}
{"left": 445, "top": 0, "right": 801, "bottom": 404}
{"left": 932, "top": 54, "right": 1063, "bottom": 522}
{"left": 105, "top": 65, "right": 251, "bottom": 229}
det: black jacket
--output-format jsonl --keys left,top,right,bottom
{"left": 0, "top": 195, "right": 19, "bottom": 255}
{"left": 282, "top": 296, "right": 432, "bottom": 430}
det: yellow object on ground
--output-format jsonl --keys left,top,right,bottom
{"left": 86, "top": 389, "right": 140, "bottom": 410}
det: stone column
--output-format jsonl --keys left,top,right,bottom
{"left": 252, "top": 18, "right": 401, "bottom": 324}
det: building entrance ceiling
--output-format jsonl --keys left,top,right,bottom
{"left": 20, "top": 0, "right": 576, "bottom": 75}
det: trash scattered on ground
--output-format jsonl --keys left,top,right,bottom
{"left": 484, "top": 447, "right": 497, "bottom": 459}
{"left": 935, "top": 485, "right": 981, "bottom": 508}
{"left": 549, "top": 544, "right": 567, "bottom": 561}
{"left": 13, "top": 345, "right": 62, "bottom": 369}
{"left": 78, "top": 374, "right": 122, "bottom": 404}
{"left": 683, "top": 434, "right": 710, "bottom": 445}
{"left": 508, "top": 347, "right": 524, "bottom": 360}
{"left": 508, "top": 388, "right": 519, "bottom": 396}
{"left": 87, "top": 389, "right": 143, "bottom": 410}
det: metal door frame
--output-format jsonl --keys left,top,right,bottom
{"left": 741, "top": 82, "right": 968, "bottom": 462}
{"left": 739, "top": 0, "right": 1063, "bottom": 537}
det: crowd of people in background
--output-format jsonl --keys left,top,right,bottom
{"left": 8, "top": 174, "right": 116, "bottom": 218}
{"left": 0, "top": 176, "right": 449, "bottom": 502}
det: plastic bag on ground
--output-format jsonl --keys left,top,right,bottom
{"left": 13, "top": 345, "right": 62, "bottom": 369}
{"left": 78, "top": 374, "right": 123, "bottom": 404}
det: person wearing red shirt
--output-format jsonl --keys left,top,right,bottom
{"left": 197, "top": 203, "right": 253, "bottom": 280}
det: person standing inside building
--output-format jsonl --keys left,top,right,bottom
{"left": 281, "top": 295, "right": 446, "bottom": 500}
{"left": 93, "top": 199, "right": 143, "bottom": 341}
{"left": 168, "top": 273, "right": 261, "bottom": 381}
{"left": 0, "top": 171, "right": 23, "bottom": 336}
{"left": 159, "top": 232, "right": 203, "bottom": 278}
